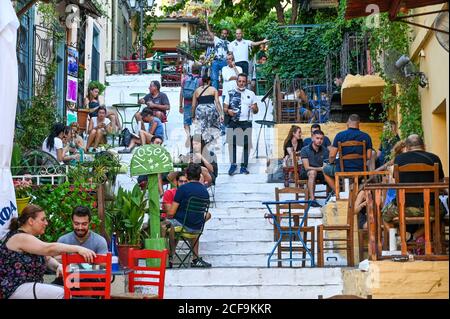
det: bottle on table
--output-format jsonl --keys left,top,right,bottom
{"left": 110, "top": 232, "right": 120, "bottom": 271}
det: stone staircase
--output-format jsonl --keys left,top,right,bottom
{"left": 112, "top": 84, "right": 345, "bottom": 298}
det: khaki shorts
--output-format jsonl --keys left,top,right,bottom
{"left": 382, "top": 202, "right": 444, "bottom": 223}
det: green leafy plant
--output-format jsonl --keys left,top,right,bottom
{"left": 31, "top": 182, "right": 100, "bottom": 242}
{"left": 105, "top": 185, "right": 148, "bottom": 246}
{"left": 67, "top": 151, "right": 121, "bottom": 185}
{"left": 88, "top": 80, "right": 106, "bottom": 95}
{"left": 13, "top": 179, "right": 32, "bottom": 198}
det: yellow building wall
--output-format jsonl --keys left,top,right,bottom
{"left": 275, "top": 123, "right": 384, "bottom": 159}
{"left": 410, "top": 3, "right": 449, "bottom": 176}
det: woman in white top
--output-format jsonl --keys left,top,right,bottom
{"left": 86, "top": 106, "right": 112, "bottom": 151}
{"left": 42, "top": 123, "right": 78, "bottom": 163}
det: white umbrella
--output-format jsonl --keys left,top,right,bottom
{"left": 0, "top": 1, "right": 20, "bottom": 239}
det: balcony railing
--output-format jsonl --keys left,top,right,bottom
{"left": 105, "top": 59, "right": 161, "bottom": 76}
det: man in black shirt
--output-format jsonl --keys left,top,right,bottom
{"left": 383, "top": 134, "right": 445, "bottom": 226}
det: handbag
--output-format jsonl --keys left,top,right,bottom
{"left": 119, "top": 128, "right": 132, "bottom": 147}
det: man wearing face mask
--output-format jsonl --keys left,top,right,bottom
{"left": 206, "top": 13, "right": 230, "bottom": 90}
{"left": 224, "top": 73, "right": 259, "bottom": 175}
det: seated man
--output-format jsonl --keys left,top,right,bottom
{"left": 303, "top": 123, "right": 332, "bottom": 162}
{"left": 139, "top": 80, "right": 170, "bottom": 123}
{"left": 86, "top": 106, "right": 113, "bottom": 151}
{"left": 167, "top": 163, "right": 212, "bottom": 268}
{"left": 323, "top": 114, "right": 373, "bottom": 193}
{"left": 120, "top": 107, "right": 164, "bottom": 153}
{"left": 53, "top": 206, "right": 108, "bottom": 285}
{"left": 382, "top": 134, "right": 445, "bottom": 241}
{"left": 300, "top": 129, "right": 326, "bottom": 207}
{"left": 191, "top": 134, "right": 218, "bottom": 186}
{"left": 160, "top": 172, "right": 189, "bottom": 265}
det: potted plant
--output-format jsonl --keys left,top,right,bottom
{"left": 14, "top": 178, "right": 32, "bottom": 214}
{"left": 106, "top": 185, "right": 148, "bottom": 267}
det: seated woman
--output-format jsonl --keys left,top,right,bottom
{"left": 42, "top": 123, "right": 79, "bottom": 164}
{"left": 190, "top": 134, "right": 218, "bottom": 186}
{"left": 86, "top": 106, "right": 113, "bottom": 151}
{"left": 282, "top": 125, "right": 303, "bottom": 186}
{"left": 295, "top": 89, "right": 312, "bottom": 122}
{"left": 63, "top": 123, "right": 85, "bottom": 164}
{"left": 125, "top": 53, "right": 140, "bottom": 74}
{"left": 84, "top": 83, "right": 120, "bottom": 131}
{"left": 0, "top": 205, "right": 96, "bottom": 299}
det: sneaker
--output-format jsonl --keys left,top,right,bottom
{"left": 240, "top": 166, "right": 250, "bottom": 175}
{"left": 191, "top": 257, "right": 212, "bottom": 268}
{"left": 228, "top": 164, "right": 238, "bottom": 176}
{"left": 118, "top": 148, "right": 131, "bottom": 154}
{"left": 310, "top": 200, "right": 322, "bottom": 208}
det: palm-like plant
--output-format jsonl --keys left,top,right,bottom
{"left": 106, "top": 185, "right": 148, "bottom": 245}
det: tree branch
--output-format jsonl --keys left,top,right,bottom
{"left": 290, "top": 0, "right": 299, "bottom": 25}
{"left": 275, "top": 1, "right": 286, "bottom": 25}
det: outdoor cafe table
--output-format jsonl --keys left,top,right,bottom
{"left": 262, "top": 200, "right": 315, "bottom": 268}
{"left": 112, "top": 103, "right": 141, "bottom": 130}
{"left": 129, "top": 92, "right": 147, "bottom": 103}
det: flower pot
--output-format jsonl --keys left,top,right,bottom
{"left": 16, "top": 197, "right": 31, "bottom": 215}
{"left": 117, "top": 244, "right": 140, "bottom": 268}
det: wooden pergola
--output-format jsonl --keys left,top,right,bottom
{"left": 17, "top": 0, "right": 102, "bottom": 18}
{"left": 345, "top": 0, "right": 449, "bottom": 34}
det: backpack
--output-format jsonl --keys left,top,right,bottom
{"left": 119, "top": 128, "right": 132, "bottom": 147}
{"left": 182, "top": 74, "right": 199, "bottom": 100}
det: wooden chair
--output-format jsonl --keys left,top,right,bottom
{"left": 335, "top": 140, "right": 368, "bottom": 199}
{"left": 317, "top": 183, "right": 356, "bottom": 267}
{"left": 62, "top": 253, "right": 112, "bottom": 299}
{"left": 274, "top": 187, "right": 315, "bottom": 267}
{"left": 111, "top": 248, "right": 168, "bottom": 299}
{"left": 392, "top": 163, "right": 442, "bottom": 254}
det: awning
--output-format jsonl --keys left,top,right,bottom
{"left": 345, "top": 0, "right": 448, "bottom": 20}
{"left": 341, "top": 74, "right": 386, "bottom": 105}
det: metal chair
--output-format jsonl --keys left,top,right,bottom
{"left": 174, "top": 196, "right": 210, "bottom": 268}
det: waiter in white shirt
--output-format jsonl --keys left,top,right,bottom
{"left": 223, "top": 73, "right": 259, "bottom": 176}
{"left": 221, "top": 53, "right": 242, "bottom": 101}
{"left": 228, "top": 29, "right": 268, "bottom": 78}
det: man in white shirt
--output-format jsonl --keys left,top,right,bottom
{"left": 206, "top": 15, "right": 230, "bottom": 90}
{"left": 224, "top": 73, "right": 259, "bottom": 175}
{"left": 221, "top": 53, "right": 242, "bottom": 100}
{"left": 228, "top": 29, "right": 268, "bottom": 77}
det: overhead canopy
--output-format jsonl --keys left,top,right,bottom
{"left": 341, "top": 74, "right": 386, "bottom": 106}
{"left": 345, "top": 0, "right": 448, "bottom": 20}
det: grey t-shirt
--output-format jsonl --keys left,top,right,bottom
{"left": 300, "top": 144, "right": 324, "bottom": 168}
{"left": 57, "top": 231, "right": 108, "bottom": 254}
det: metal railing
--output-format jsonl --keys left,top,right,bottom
{"left": 105, "top": 59, "right": 160, "bottom": 76}
{"left": 12, "top": 165, "right": 69, "bottom": 186}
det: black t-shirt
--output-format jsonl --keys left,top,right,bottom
{"left": 394, "top": 150, "right": 444, "bottom": 207}
{"left": 284, "top": 139, "right": 303, "bottom": 158}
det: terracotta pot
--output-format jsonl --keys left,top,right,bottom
{"left": 76, "top": 109, "right": 90, "bottom": 133}
{"left": 117, "top": 244, "right": 140, "bottom": 268}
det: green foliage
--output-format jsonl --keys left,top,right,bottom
{"left": 105, "top": 185, "right": 147, "bottom": 246}
{"left": 31, "top": 182, "right": 100, "bottom": 242}
{"left": 67, "top": 151, "right": 121, "bottom": 185}
{"left": 133, "top": 7, "right": 161, "bottom": 56}
{"left": 88, "top": 80, "right": 107, "bottom": 95}
{"left": 16, "top": 62, "right": 58, "bottom": 151}
{"left": 365, "top": 13, "right": 423, "bottom": 139}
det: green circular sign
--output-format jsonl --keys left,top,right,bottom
{"left": 130, "top": 145, "right": 173, "bottom": 176}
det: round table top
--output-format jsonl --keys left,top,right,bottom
{"left": 76, "top": 108, "right": 91, "bottom": 113}
{"left": 112, "top": 103, "right": 141, "bottom": 108}
{"left": 129, "top": 93, "right": 147, "bottom": 97}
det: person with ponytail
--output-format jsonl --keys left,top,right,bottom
{"left": 42, "top": 123, "right": 79, "bottom": 164}
{"left": 0, "top": 205, "right": 96, "bottom": 299}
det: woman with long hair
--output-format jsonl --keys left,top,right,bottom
{"left": 283, "top": 125, "right": 303, "bottom": 160}
{"left": 192, "top": 75, "right": 223, "bottom": 145}
{"left": 0, "top": 205, "right": 96, "bottom": 299}
{"left": 42, "top": 123, "right": 78, "bottom": 163}
{"left": 84, "top": 83, "right": 120, "bottom": 131}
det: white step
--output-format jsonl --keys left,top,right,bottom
{"left": 165, "top": 268, "right": 343, "bottom": 299}
{"left": 201, "top": 229, "right": 273, "bottom": 242}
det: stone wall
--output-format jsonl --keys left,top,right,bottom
{"left": 343, "top": 261, "right": 449, "bottom": 299}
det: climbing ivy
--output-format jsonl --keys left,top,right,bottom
{"left": 133, "top": 6, "right": 161, "bottom": 56}
{"left": 365, "top": 13, "right": 423, "bottom": 139}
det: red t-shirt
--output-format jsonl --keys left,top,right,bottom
{"left": 161, "top": 188, "right": 177, "bottom": 218}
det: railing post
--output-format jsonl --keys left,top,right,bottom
{"left": 423, "top": 189, "right": 432, "bottom": 255}
{"left": 398, "top": 189, "right": 407, "bottom": 255}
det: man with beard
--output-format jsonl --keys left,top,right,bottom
{"left": 57, "top": 206, "right": 108, "bottom": 254}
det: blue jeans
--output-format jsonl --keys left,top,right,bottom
{"left": 211, "top": 59, "right": 227, "bottom": 90}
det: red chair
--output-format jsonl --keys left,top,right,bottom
{"left": 112, "top": 248, "right": 168, "bottom": 299}
{"left": 61, "top": 253, "right": 112, "bottom": 299}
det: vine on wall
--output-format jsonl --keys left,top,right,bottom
{"left": 365, "top": 13, "right": 423, "bottom": 139}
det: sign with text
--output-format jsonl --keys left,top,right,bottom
{"left": 310, "top": 0, "right": 338, "bottom": 9}
{"left": 196, "top": 30, "right": 214, "bottom": 47}
{"left": 130, "top": 145, "right": 173, "bottom": 176}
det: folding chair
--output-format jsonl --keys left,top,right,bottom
{"left": 111, "top": 248, "right": 168, "bottom": 299}
{"left": 61, "top": 253, "right": 112, "bottom": 299}
{"left": 174, "top": 196, "right": 210, "bottom": 268}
